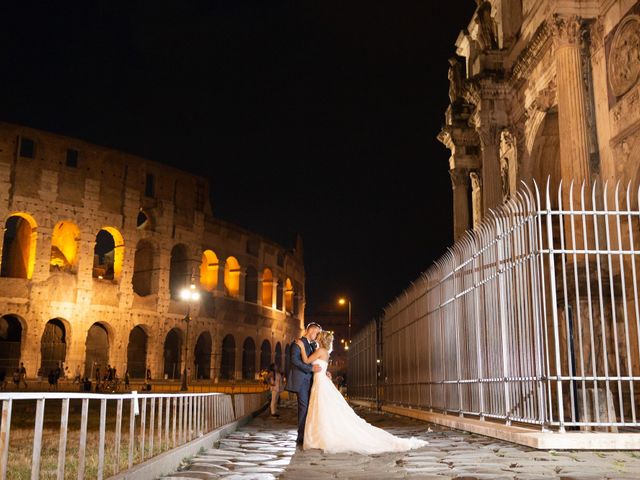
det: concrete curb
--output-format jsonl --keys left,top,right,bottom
{"left": 349, "top": 400, "right": 640, "bottom": 450}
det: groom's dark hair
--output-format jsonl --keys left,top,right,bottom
{"left": 306, "top": 322, "right": 322, "bottom": 330}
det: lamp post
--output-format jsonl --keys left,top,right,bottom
{"left": 338, "top": 297, "right": 351, "bottom": 350}
{"left": 180, "top": 283, "right": 201, "bottom": 391}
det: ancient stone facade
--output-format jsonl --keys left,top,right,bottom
{"left": 0, "top": 121, "right": 305, "bottom": 383}
{"left": 439, "top": 0, "right": 640, "bottom": 240}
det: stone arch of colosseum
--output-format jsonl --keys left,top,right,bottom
{"left": 259, "top": 338, "right": 271, "bottom": 371}
{"left": 245, "top": 265, "right": 259, "bottom": 303}
{"left": 0, "top": 313, "right": 28, "bottom": 373}
{"left": 1, "top": 212, "right": 38, "bottom": 280}
{"left": 193, "top": 330, "right": 213, "bottom": 380}
{"left": 162, "top": 326, "right": 185, "bottom": 380}
{"left": 241, "top": 336, "right": 257, "bottom": 380}
{"left": 220, "top": 334, "right": 236, "bottom": 380}
{"left": 132, "top": 238, "right": 160, "bottom": 297}
{"left": 38, "top": 317, "right": 71, "bottom": 377}
{"left": 126, "top": 324, "right": 150, "bottom": 378}
{"left": 0, "top": 122, "right": 305, "bottom": 384}
{"left": 199, "top": 249, "right": 219, "bottom": 292}
{"left": 83, "top": 321, "right": 115, "bottom": 378}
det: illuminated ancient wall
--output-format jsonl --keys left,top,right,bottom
{"left": 0, "top": 122, "right": 305, "bottom": 382}
{"left": 438, "top": 0, "right": 640, "bottom": 240}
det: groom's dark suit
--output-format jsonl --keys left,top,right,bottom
{"left": 285, "top": 336, "right": 315, "bottom": 443}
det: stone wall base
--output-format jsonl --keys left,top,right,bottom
{"left": 349, "top": 400, "right": 640, "bottom": 450}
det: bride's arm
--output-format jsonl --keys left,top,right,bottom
{"left": 295, "top": 340, "right": 324, "bottom": 364}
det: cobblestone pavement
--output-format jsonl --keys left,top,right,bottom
{"left": 161, "top": 399, "right": 640, "bottom": 480}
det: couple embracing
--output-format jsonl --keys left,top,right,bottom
{"left": 286, "top": 322, "right": 428, "bottom": 454}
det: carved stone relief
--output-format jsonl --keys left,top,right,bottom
{"left": 470, "top": 171, "right": 483, "bottom": 229}
{"left": 608, "top": 15, "right": 640, "bottom": 98}
{"left": 449, "top": 168, "right": 471, "bottom": 189}
{"left": 551, "top": 14, "right": 582, "bottom": 47}
{"left": 612, "top": 128, "right": 640, "bottom": 182}
{"left": 499, "top": 130, "right": 518, "bottom": 201}
{"left": 533, "top": 79, "right": 557, "bottom": 113}
{"left": 609, "top": 82, "right": 640, "bottom": 138}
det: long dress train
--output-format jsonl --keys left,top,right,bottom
{"left": 303, "top": 359, "right": 428, "bottom": 454}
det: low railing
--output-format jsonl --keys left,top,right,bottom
{"left": 349, "top": 180, "right": 640, "bottom": 433}
{"left": 0, "top": 390, "right": 265, "bottom": 479}
{"left": 233, "top": 391, "right": 269, "bottom": 419}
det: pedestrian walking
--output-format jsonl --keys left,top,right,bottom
{"left": 267, "top": 363, "right": 283, "bottom": 417}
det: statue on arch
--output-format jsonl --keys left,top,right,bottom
{"left": 475, "top": 1, "right": 498, "bottom": 50}
{"left": 448, "top": 56, "right": 465, "bottom": 104}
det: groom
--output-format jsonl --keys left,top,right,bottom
{"left": 286, "top": 322, "right": 323, "bottom": 445}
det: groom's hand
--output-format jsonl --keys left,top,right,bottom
{"left": 312, "top": 365, "right": 322, "bottom": 373}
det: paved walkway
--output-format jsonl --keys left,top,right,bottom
{"left": 161, "top": 399, "right": 640, "bottom": 480}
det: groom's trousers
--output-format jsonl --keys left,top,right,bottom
{"left": 296, "top": 387, "right": 310, "bottom": 442}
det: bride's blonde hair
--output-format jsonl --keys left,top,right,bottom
{"left": 316, "top": 330, "right": 334, "bottom": 353}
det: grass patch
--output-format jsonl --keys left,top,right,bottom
{"left": 3, "top": 398, "right": 189, "bottom": 479}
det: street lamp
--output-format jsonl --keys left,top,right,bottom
{"left": 337, "top": 297, "right": 351, "bottom": 350}
{"left": 180, "top": 283, "right": 201, "bottom": 391}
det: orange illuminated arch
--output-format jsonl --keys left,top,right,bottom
{"left": 1, "top": 213, "right": 37, "bottom": 279}
{"left": 262, "top": 268, "right": 274, "bottom": 307}
{"left": 285, "top": 277, "right": 294, "bottom": 313}
{"left": 224, "top": 256, "right": 241, "bottom": 297}
{"left": 50, "top": 221, "right": 80, "bottom": 272}
{"left": 200, "top": 249, "right": 219, "bottom": 292}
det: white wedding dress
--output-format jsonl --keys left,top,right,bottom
{"left": 303, "top": 359, "right": 428, "bottom": 454}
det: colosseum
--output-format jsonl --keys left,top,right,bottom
{"left": 0, "top": 121, "right": 306, "bottom": 384}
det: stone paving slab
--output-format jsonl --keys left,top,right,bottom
{"left": 159, "top": 399, "right": 640, "bottom": 479}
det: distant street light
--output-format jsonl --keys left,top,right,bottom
{"left": 180, "top": 283, "right": 201, "bottom": 391}
{"left": 337, "top": 297, "right": 351, "bottom": 349}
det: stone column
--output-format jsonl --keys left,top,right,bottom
{"left": 76, "top": 231, "right": 98, "bottom": 292}
{"left": 271, "top": 279, "right": 278, "bottom": 309}
{"left": 156, "top": 246, "right": 172, "bottom": 314}
{"left": 477, "top": 124, "right": 502, "bottom": 212}
{"left": 552, "top": 14, "right": 591, "bottom": 186}
{"left": 237, "top": 271, "right": 246, "bottom": 300}
{"left": 216, "top": 259, "right": 226, "bottom": 296}
{"left": 256, "top": 272, "right": 264, "bottom": 307}
{"left": 450, "top": 168, "right": 471, "bottom": 240}
{"left": 31, "top": 226, "right": 53, "bottom": 283}
{"left": 235, "top": 336, "right": 243, "bottom": 380}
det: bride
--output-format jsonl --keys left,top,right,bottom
{"left": 295, "top": 331, "right": 428, "bottom": 454}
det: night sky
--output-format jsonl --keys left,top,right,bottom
{"left": 1, "top": 1, "right": 477, "bottom": 329}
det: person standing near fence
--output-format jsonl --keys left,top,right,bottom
{"left": 267, "top": 363, "right": 283, "bottom": 417}
{"left": 18, "top": 362, "right": 27, "bottom": 388}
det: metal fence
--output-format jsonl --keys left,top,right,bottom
{"left": 0, "top": 390, "right": 266, "bottom": 479}
{"left": 346, "top": 320, "right": 379, "bottom": 403}
{"left": 349, "top": 180, "right": 640, "bottom": 433}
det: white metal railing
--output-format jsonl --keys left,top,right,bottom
{"left": 0, "top": 391, "right": 265, "bottom": 479}
{"left": 349, "top": 180, "right": 640, "bottom": 433}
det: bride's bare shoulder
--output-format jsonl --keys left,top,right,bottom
{"left": 317, "top": 347, "right": 330, "bottom": 358}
